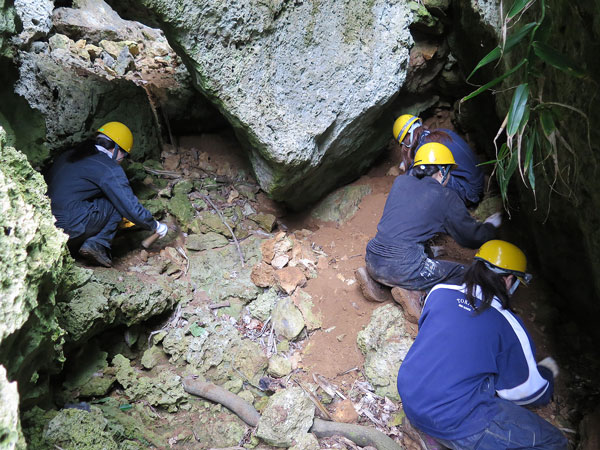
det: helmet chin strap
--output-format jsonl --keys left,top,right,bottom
{"left": 439, "top": 165, "right": 451, "bottom": 184}
{"left": 112, "top": 143, "right": 120, "bottom": 161}
{"left": 508, "top": 279, "right": 520, "bottom": 295}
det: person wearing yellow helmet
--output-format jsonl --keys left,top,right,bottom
{"left": 392, "top": 114, "right": 485, "bottom": 206}
{"left": 46, "top": 121, "right": 168, "bottom": 267}
{"left": 356, "top": 142, "right": 501, "bottom": 322}
{"left": 397, "top": 240, "right": 566, "bottom": 449}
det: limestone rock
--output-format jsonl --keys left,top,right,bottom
{"left": 311, "top": 184, "right": 372, "bottom": 224}
{"left": 185, "top": 231, "right": 229, "bottom": 251}
{"left": 357, "top": 304, "right": 414, "bottom": 400}
{"left": 112, "top": 355, "right": 187, "bottom": 412}
{"left": 14, "top": 49, "right": 161, "bottom": 165}
{"left": 292, "top": 290, "right": 322, "bottom": 331}
{"left": 289, "top": 432, "right": 320, "bottom": 450}
{"left": 0, "top": 131, "right": 70, "bottom": 399}
{"left": 260, "top": 238, "right": 276, "bottom": 264}
{"left": 188, "top": 235, "right": 262, "bottom": 302}
{"left": 331, "top": 398, "right": 359, "bottom": 424}
{"left": 272, "top": 297, "right": 305, "bottom": 340}
{"left": 247, "top": 288, "right": 279, "bottom": 321}
{"left": 256, "top": 387, "right": 315, "bottom": 447}
{"left": 191, "top": 405, "right": 247, "bottom": 448}
{"left": 251, "top": 262, "right": 276, "bottom": 288}
{"left": 271, "top": 254, "right": 290, "bottom": 270}
{"left": 276, "top": 266, "right": 307, "bottom": 295}
{"left": 267, "top": 355, "right": 292, "bottom": 378}
{"left": 52, "top": 0, "right": 164, "bottom": 43}
{"left": 107, "top": 0, "right": 415, "bottom": 208}
{"left": 163, "top": 311, "right": 267, "bottom": 385}
{"left": 43, "top": 406, "right": 118, "bottom": 450}
{"left": 0, "top": 366, "right": 25, "bottom": 449}
{"left": 141, "top": 345, "right": 166, "bottom": 369}
{"left": 249, "top": 212, "right": 277, "bottom": 232}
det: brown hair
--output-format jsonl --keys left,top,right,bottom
{"left": 408, "top": 128, "right": 454, "bottom": 159}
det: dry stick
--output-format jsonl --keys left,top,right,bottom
{"left": 202, "top": 194, "right": 245, "bottom": 268}
{"left": 182, "top": 378, "right": 402, "bottom": 450}
{"left": 208, "top": 301, "right": 230, "bottom": 310}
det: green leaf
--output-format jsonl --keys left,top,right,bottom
{"left": 466, "top": 23, "right": 536, "bottom": 80}
{"left": 532, "top": 41, "right": 586, "bottom": 78}
{"left": 462, "top": 59, "right": 527, "bottom": 102}
{"left": 540, "top": 109, "right": 556, "bottom": 137}
{"left": 507, "top": 84, "right": 529, "bottom": 137}
{"left": 507, "top": 0, "right": 532, "bottom": 19}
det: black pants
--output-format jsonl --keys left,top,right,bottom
{"left": 366, "top": 245, "right": 465, "bottom": 291}
{"left": 66, "top": 198, "right": 121, "bottom": 251}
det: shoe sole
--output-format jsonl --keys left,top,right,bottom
{"left": 391, "top": 287, "right": 421, "bottom": 324}
{"left": 355, "top": 268, "right": 390, "bottom": 302}
{"left": 79, "top": 247, "right": 112, "bottom": 268}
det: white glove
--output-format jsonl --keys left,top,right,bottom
{"left": 484, "top": 212, "right": 502, "bottom": 228}
{"left": 538, "top": 356, "right": 559, "bottom": 378}
{"left": 155, "top": 221, "right": 168, "bottom": 238}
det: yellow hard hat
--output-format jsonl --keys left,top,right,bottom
{"left": 97, "top": 121, "right": 133, "bottom": 153}
{"left": 393, "top": 114, "right": 422, "bottom": 142}
{"left": 474, "top": 240, "right": 532, "bottom": 283}
{"left": 413, "top": 142, "right": 456, "bottom": 166}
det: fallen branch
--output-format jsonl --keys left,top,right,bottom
{"left": 208, "top": 301, "right": 230, "bottom": 310}
{"left": 182, "top": 378, "right": 402, "bottom": 450}
{"left": 202, "top": 194, "right": 245, "bottom": 267}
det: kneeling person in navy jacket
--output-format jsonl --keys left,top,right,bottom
{"left": 46, "top": 121, "right": 168, "bottom": 267}
{"left": 397, "top": 240, "right": 567, "bottom": 449}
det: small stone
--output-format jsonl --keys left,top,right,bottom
{"left": 186, "top": 232, "right": 229, "bottom": 251}
{"left": 271, "top": 254, "right": 290, "bottom": 270}
{"left": 261, "top": 238, "right": 276, "bottom": 263}
{"left": 141, "top": 345, "right": 166, "bottom": 369}
{"left": 251, "top": 262, "right": 276, "bottom": 288}
{"left": 268, "top": 355, "right": 292, "bottom": 377}
{"left": 331, "top": 399, "right": 359, "bottom": 423}
{"left": 272, "top": 297, "right": 305, "bottom": 340}
{"left": 276, "top": 266, "right": 307, "bottom": 295}
{"left": 249, "top": 213, "right": 277, "bottom": 232}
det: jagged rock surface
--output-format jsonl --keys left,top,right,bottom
{"left": 107, "top": 0, "right": 415, "bottom": 208}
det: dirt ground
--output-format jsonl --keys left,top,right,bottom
{"left": 78, "top": 120, "right": 592, "bottom": 449}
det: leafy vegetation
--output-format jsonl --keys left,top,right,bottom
{"left": 461, "top": 0, "right": 592, "bottom": 215}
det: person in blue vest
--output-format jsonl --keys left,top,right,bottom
{"left": 393, "top": 114, "right": 485, "bottom": 206}
{"left": 46, "top": 121, "right": 168, "bottom": 267}
{"left": 356, "top": 142, "right": 500, "bottom": 323}
{"left": 397, "top": 240, "right": 567, "bottom": 450}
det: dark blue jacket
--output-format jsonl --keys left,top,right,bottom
{"left": 417, "top": 129, "right": 484, "bottom": 205}
{"left": 46, "top": 146, "right": 155, "bottom": 238}
{"left": 367, "top": 175, "right": 495, "bottom": 258}
{"left": 397, "top": 283, "right": 554, "bottom": 440}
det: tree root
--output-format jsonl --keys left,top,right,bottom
{"left": 183, "top": 376, "right": 260, "bottom": 426}
{"left": 182, "top": 376, "right": 402, "bottom": 450}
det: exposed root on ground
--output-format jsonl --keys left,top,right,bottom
{"left": 182, "top": 376, "right": 402, "bottom": 450}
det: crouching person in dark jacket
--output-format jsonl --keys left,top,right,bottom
{"left": 46, "top": 121, "right": 168, "bottom": 267}
{"left": 356, "top": 143, "right": 500, "bottom": 323}
{"left": 397, "top": 240, "right": 567, "bottom": 450}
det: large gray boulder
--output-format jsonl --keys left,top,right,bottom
{"left": 107, "top": 0, "right": 415, "bottom": 208}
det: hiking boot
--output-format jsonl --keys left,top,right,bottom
{"left": 79, "top": 240, "right": 112, "bottom": 267}
{"left": 355, "top": 267, "right": 391, "bottom": 302}
{"left": 391, "top": 287, "right": 424, "bottom": 324}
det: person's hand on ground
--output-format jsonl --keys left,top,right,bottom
{"left": 484, "top": 212, "right": 502, "bottom": 228}
{"left": 155, "top": 221, "right": 168, "bottom": 238}
{"left": 538, "top": 356, "right": 559, "bottom": 378}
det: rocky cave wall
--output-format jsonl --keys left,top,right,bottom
{"left": 449, "top": 0, "right": 600, "bottom": 326}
